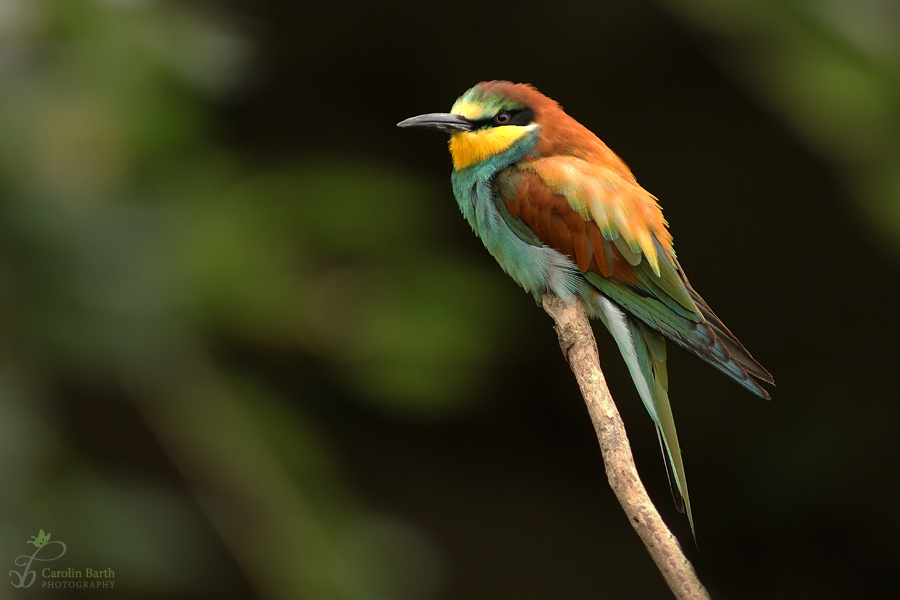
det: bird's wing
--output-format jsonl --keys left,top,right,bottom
{"left": 493, "top": 157, "right": 773, "bottom": 396}
{"left": 495, "top": 155, "right": 769, "bottom": 533}
{"left": 494, "top": 156, "right": 701, "bottom": 530}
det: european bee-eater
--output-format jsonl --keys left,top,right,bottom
{"left": 398, "top": 81, "right": 773, "bottom": 531}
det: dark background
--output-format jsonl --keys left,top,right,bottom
{"left": 3, "top": 0, "right": 900, "bottom": 599}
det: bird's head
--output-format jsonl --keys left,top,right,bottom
{"left": 398, "top": 81, "right": 554, "bottom": 170}
{"left": 398, "top": 81, "right": 617, "bottom": 173}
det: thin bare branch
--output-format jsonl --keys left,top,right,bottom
{"left": 541, "top": 294, "right": 710, "bottom": 600}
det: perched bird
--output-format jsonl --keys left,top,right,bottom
{"left": 398, "top": 81, "right": 773, "bottom": 532}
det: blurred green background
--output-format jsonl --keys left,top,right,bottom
{"left": 2, "top": 0, "right": 900, "bottom": 598}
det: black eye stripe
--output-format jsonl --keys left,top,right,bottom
{"left": 505, "top": 108, "right": 535, "bottom": 126}
{"left": 472, "top": 107, "right": 536, "bottom": 129}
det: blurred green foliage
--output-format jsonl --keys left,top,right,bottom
{"left": 663, "top": 0, "right": 900, "bottom": 249}
{"left": 0, "top": 1, "right": 509, "bottom": 598}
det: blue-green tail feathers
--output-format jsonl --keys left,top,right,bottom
{"left": 593, "top": 294, "right": 695, "bottom": 535}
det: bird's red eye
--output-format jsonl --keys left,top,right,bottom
{"left": 494, "top": 111, "right": 511, "bottom": 124}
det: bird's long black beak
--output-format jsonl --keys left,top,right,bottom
{"left": 396, "top": 112, "right": 474, "bottom": 133}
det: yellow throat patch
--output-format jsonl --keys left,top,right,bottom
{"left": 449, "top": 126, "right": 532, "bottom": 171}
